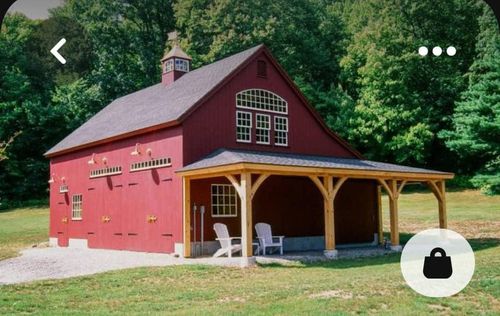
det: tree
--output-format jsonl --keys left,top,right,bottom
{"left": 53, "top": 0, "right": 176, "bottom": 102}
{"left": 338, "top": 0, "right": 481, "bottom": 167}
{"left": 174, "top": 0, "right": 346, "bottom": 90}
{"left": 0, "top": 132, "right": 21, "bottom": 162}
{"left": 440, "top": 4, "right": 500, "bottom": 194}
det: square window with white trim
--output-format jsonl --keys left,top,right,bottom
{"left": 256, "top": 113, "right": 270, "bottom": 144}
{"left": 236, "top": 111, "right": 252, "bottom": 143}
{"left": 174, "top": 58, "right": 189, "bottom": 72}
{"left": 274, "top": 116, "right": 288, "bottom": 146}
{"left": 211, "top": 184, "right": 238, "bottom": 217}
{"left": 72, "top": 194, "right": 82, "bottom": 220}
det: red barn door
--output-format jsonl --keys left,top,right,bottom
{"left": 106, "top": 184, "right": 124, "bottom": 250}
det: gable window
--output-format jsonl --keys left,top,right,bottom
{"left": 211, "top": 184, "right": 238, "bottom": 217}
{"left": 256, "top": 114, "right": 270, "bottom": 144}
{"left": 236, "top": 111, "right": 252, "bottom": 143}
{"left": 175, "top": 58, "right": 189, "bottom": 72}
{"left": 236, "top": 89, "right": 287, "bottom": 114}
{"left": 72, "top": 194, "right": 82, "bottom": 220}
{"left": 274, "top": 116, "right": 288, "bottom": 146}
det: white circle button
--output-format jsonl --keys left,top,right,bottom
{"left": 432, "top": 46, "right": 443, "bottom": 56}
{"left": 447, "top": 46, "right": 457, "bottom": 56}
{"left": 418, "top": 46, "right": 428, "bottom": 56}
{"left": 400, "top": 229, "right": 475, "bottom": 297}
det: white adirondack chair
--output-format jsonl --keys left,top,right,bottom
{"left": 213, "top": 223, "right": 242, "bottom": 258}
{"left": 255, "top": 222, "right": 284, "bottom": 255}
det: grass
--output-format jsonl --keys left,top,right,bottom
{"left": 0, "top": 190, "right": 498, "bottom": 315}
{"left": 0, "top": 205, "right": 48, "bottom": 260}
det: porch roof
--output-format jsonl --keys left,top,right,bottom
{"left": 177, "top": 149, "right": 454, "bottom": 180}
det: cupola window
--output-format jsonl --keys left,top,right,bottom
{"left": 175, "top": 58, "right": 189, "bottom": 72}
{"left": 165, "top": 59, "right": 174, "bottom": 72}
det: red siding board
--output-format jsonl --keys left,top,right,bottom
{"left": 49, "top": 127, "right": 184, "bottom": 253}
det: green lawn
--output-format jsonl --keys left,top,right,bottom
{"left": 0, "top": 205, "right": 48, "bottom": 260}
{"left": 0, "top": 190, "right": 499, "bottom": 315}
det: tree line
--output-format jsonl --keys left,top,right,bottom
{"left": 0, "top": 0, "right": 498, "bottom": 204}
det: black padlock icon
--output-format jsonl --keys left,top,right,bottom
{"left": 423, "top": 247, "right": 453, "bottom": 279}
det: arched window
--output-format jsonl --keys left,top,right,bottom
{"left": 236, "top": 89, "right": 287, "bottom": 114}
{"left": 235, "top": 89, "right": 289, "bottom": 146}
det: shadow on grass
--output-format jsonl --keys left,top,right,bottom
{"left": 259, "top": 233, "right": 499, "bottom": 270}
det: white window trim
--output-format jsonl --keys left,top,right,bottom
{"left": 165, "top": 59, "right": 174, "bottom": 72}
{"left": 71, "top": 194, "right": 82, "bottom": 220}
{"left": 59, "top": 184, "right": 69, "bottom": 193}
{"left": 274, "top": 116, "right": 289, "bottom": 147}
{"left": 255, "top": 113, "right": 271, "bottom": 145}
{"left": 211, "top": 184, "right": 238, "bottom": 217}
{"left": 236, "top": 89, "right": 288, "bottom": 114}
{"left": 174, "top": 58, "right": 189, "bottom": 72}
{"left": 236, "top": 110, "right": 252, "bottom": 143}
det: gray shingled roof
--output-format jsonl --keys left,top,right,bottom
{"left": 178, "top": 149, "right": 452, "bottom": 176}
{"left": 46, "top": 45, "right": 263, "bottom": 156}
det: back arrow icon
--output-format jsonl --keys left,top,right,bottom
{"left": 50, "top": 38, "right": 67, "bottom": 64}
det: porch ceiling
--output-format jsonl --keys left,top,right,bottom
{"left": 176, "top": 149, "right": 454, "bottom": 181}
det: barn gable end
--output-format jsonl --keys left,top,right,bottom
{"left": 182, "top": 48, "right": 361, "bottom": 164}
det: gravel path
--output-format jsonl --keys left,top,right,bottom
{"left": 0, "top": 247, "right": 242, "bottom": 285}
{"left": 0, "top": 246, "right": 393, "bottom": 285}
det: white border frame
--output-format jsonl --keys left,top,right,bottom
{"left": 71, "top": 194, "right": 83, "bottom": 220}
{"left": 274, "top": 116, "right": 289, "bottom": 147}
{"left": 236, "top": 110, "right": 252, "bottom": 143}
{"left": 255, "top": 113, "right": 271, "bottom": 145}
{"left": 211, "top": 184, "right": 238, "bottom": 218}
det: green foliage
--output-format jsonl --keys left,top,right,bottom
{"left": 439, "top": 5, "right": 500, "bottom": 194}
{"left": 54, "top": 0, "right": 175, "bottom": 101}
{"left": 174, "top": 0, "right": 346, "bottom": 88}
{"left": 338, "top": 0, "right": 480, "bottom": 167}
{"left": 445, "top": 175, "right": 474, "bottom": 190}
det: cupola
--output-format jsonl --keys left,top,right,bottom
{"left": 161, "top": 32, "right": 192, "bottom": 86}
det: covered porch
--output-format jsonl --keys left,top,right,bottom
{"left": 177, "top": 149, "right": 453, "bottom": 266}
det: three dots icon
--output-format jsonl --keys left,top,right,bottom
{"left": 419, "top": 46, "right": 456, "bottom": 56}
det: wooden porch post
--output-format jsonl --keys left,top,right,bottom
{"left": 309, "top": 175, "right": 347, "bottom": 259}
{"left": 240, "top": 172, "right": 253, "bottom": 264}
{"left": 378, "top": 179, "right": 405, "bottom": 251}
{"left": 227, "top": 172, "right": 265, "bottom": 267}
{"left": 323, "top": 176, "right": 335, "bottom": 256}
{"left": 428, "top": 180, "right": 447, "bottom": 229}
{"left": 388, "top": 180, "right": 400, "bottom": 250}
{"left": 438, "top": 181, "right": 447, "bottom": 228}
{"left": 183, "top": 177, "right": 192, "bottom": 257}
{"left": 377, "top": 185, "right": 384, "bottom": 245}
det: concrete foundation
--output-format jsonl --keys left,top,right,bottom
{"left": 68, "top": 238, "right": 88, "bottom": 249}
{"left": 323, "top": 249, "right": 339, "bottom": 259}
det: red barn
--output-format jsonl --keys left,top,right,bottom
{"left": 45, "top": 44, "right": 453, "bottom": 264}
